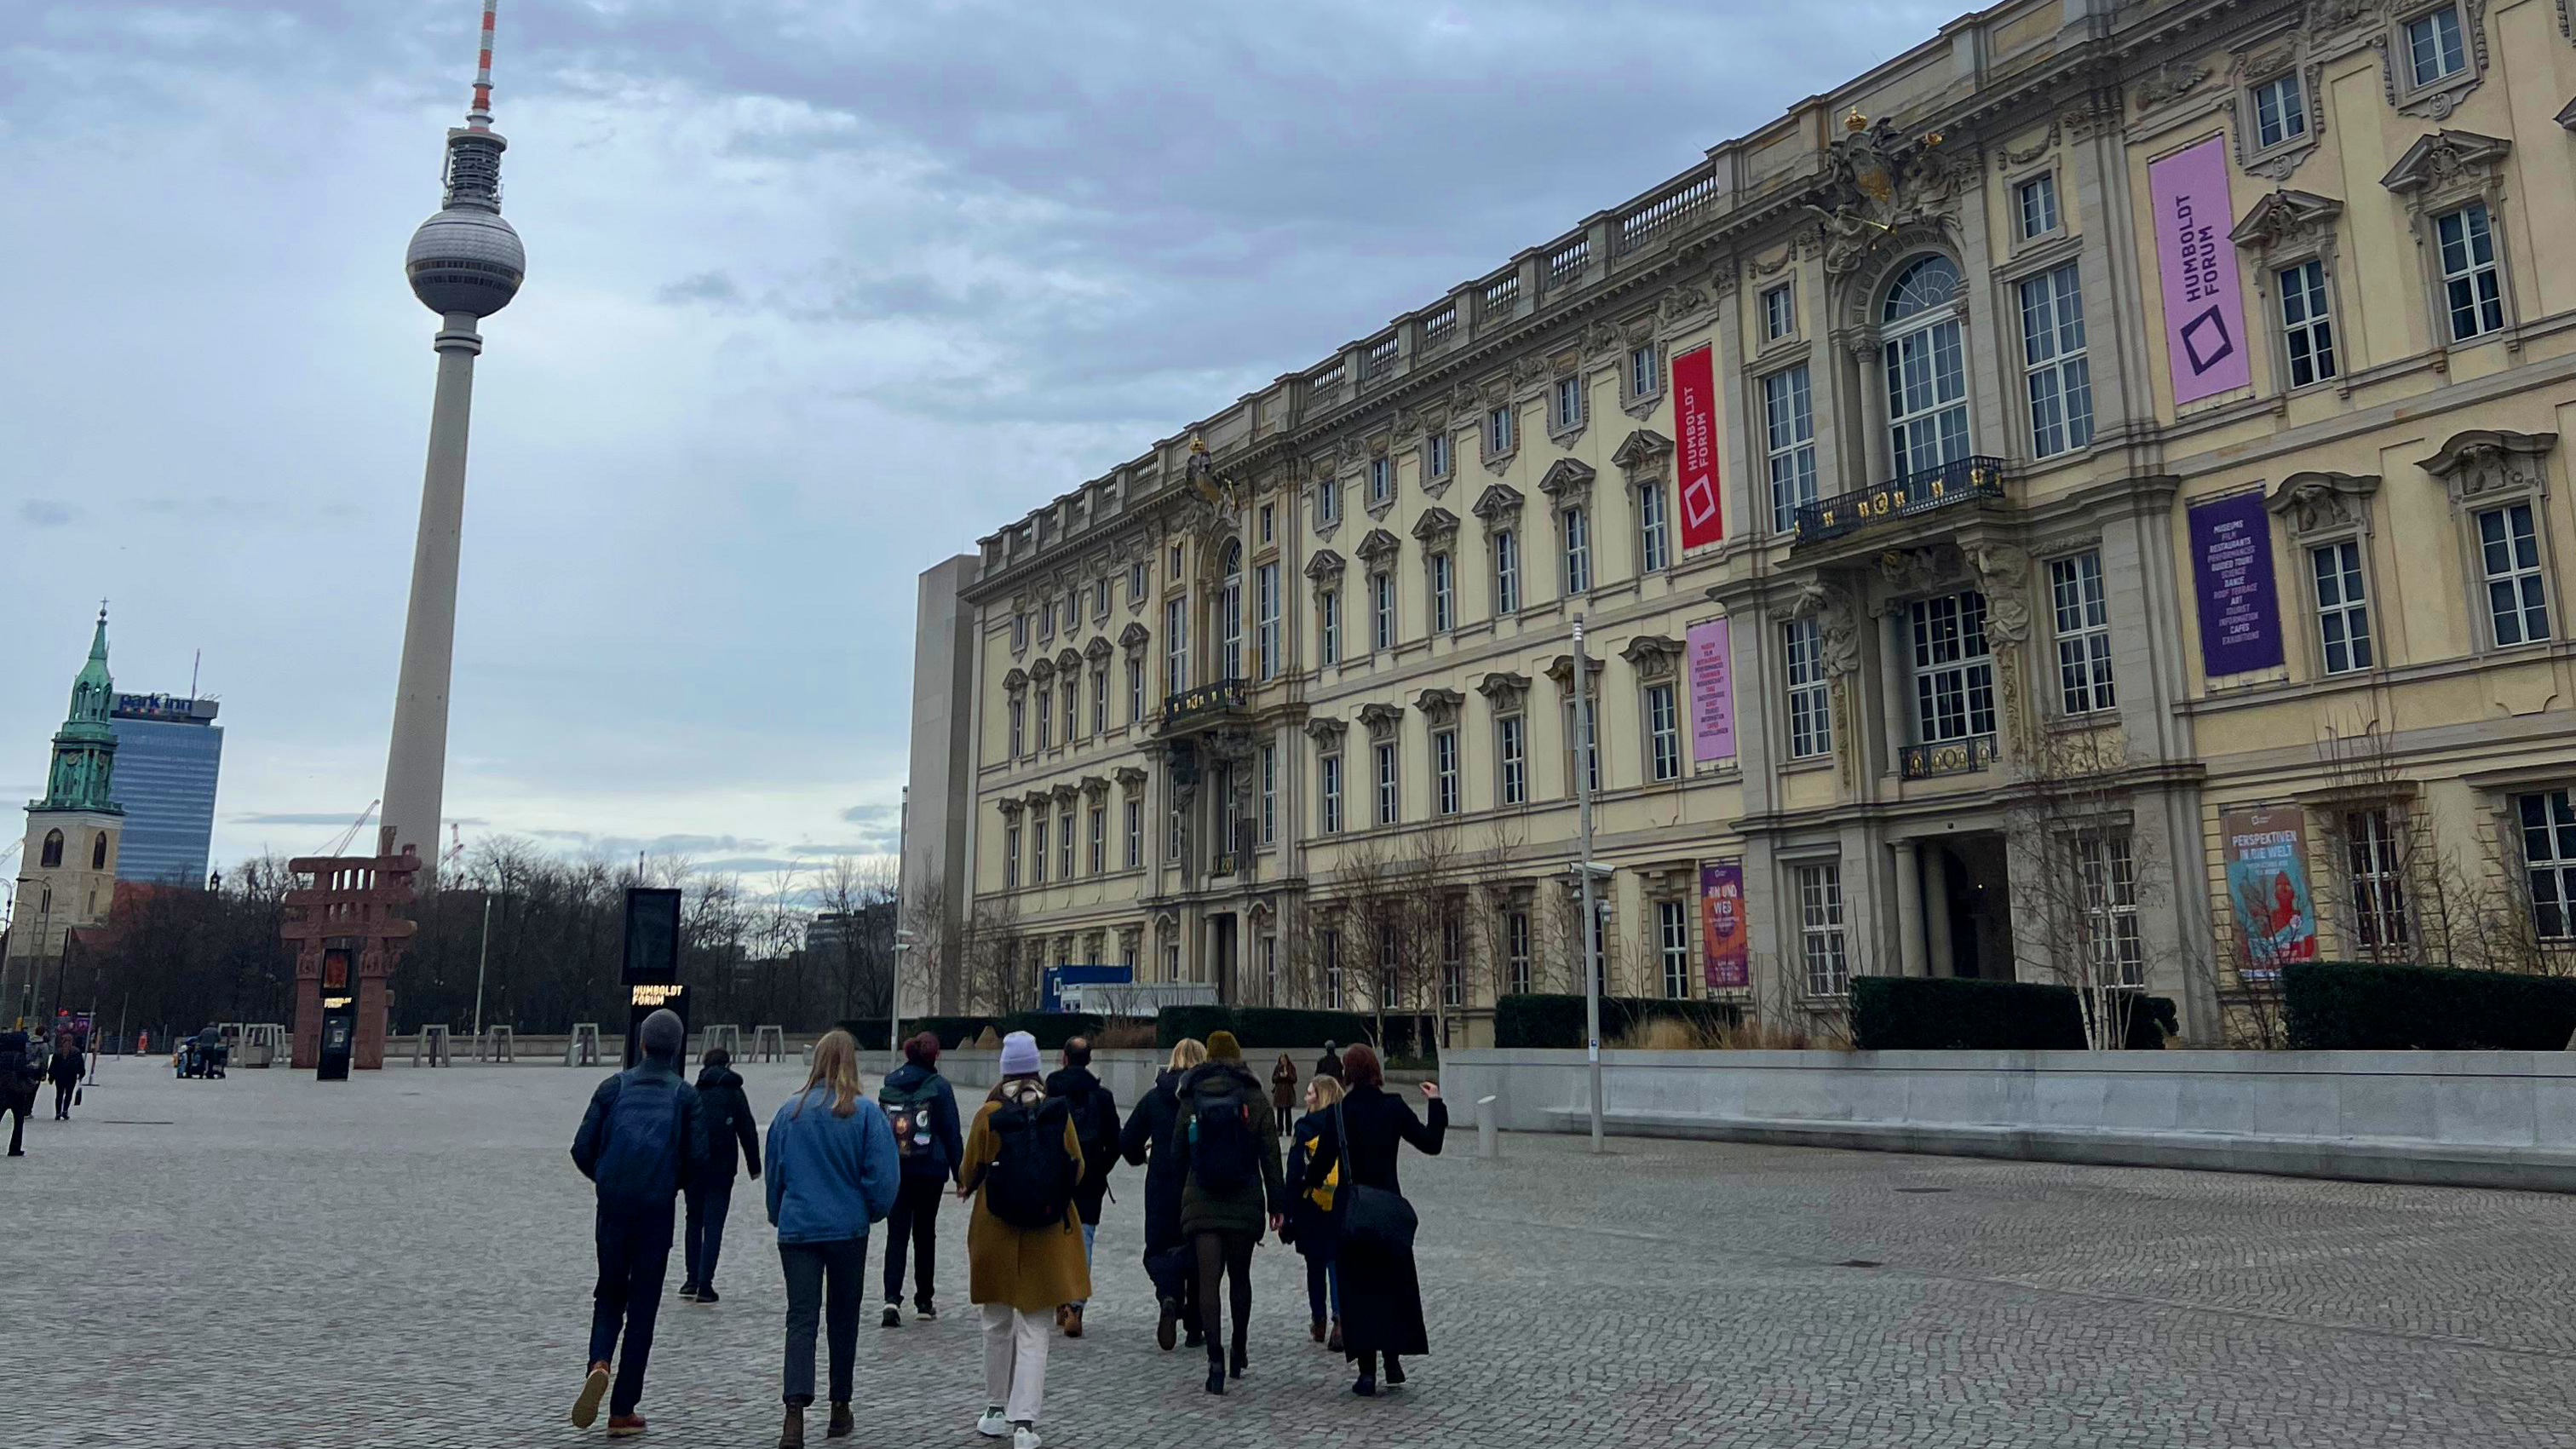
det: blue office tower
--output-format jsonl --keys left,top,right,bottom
{"left": 107, "top": 694, "right": 223, "bottom": 887}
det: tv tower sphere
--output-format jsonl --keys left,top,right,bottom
{"left": 406, "top": 205, "right": 524, "bottom": 318}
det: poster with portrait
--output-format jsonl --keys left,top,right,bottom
{"left": 2222, "top": 807, "right": 2315, "bottom": 979}
{"left": 1700, "top": 862, "right": 1748, "bottom": 989}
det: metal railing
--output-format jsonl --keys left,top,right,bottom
{"left": 1901, "top": 733, "right": 1998, "bottom": 779}
{"left": 1161, "top": 678, "right": 1248, "bottom": 729}
{"left": 1795, "top": 456, "right": 2008, "bottom": 543}
{"left": 1423, "top": 302, "right": 1458, "bottom": 346}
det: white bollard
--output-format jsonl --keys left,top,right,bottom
{"left": 1478, "top": 1095, "right": 1500, "bottom": 1159}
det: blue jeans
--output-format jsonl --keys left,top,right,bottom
{"left": 683, "top": 1180, "right": 733, "bottom": 1291}
{"left": 589, "top": 1202, "right": 676, "bottom": 1416}
{"left": 1074, "top": 1222, "right": 1097, "bottom": 1310}
{"left": 1304, "top": 1252, "right": 1341, "bottom": 1322}
{"left": 779, "top": 1238, "right": 866, "bottom": 1406}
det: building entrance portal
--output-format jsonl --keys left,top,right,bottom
{"left": 1932, "top": 835, "right": 2013, "bottom": 980}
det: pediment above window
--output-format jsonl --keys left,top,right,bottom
{"left": 1475, "top": 670, "right": 1532, "bottom": 706}
{"left": 2231, "top": 190, "right": 2343, "bottom": 257}
{"left": 1084, "top": 635, "right": 1113, "bottom": 662}
{"left": 1414, "top": 687, "right": 1465, "bottom": 725}
{"left": 1055, "top": 648, "right": 1083, "bottom": 673}
{"left": 1618, "top": 633, "right": 1684, "bottom": 679}
{"left": 998, "top": 797, "right": 1024, "bottom": 819}
{"left": 1080, "top": 774, "right": 1111, "bottom": 799}
{"left": 1029, "top": 657, "right": 1056, "bottom": 681}
{"left": 1002, "top": 668, "right": 1029, "bottom": 692}
{"left": 2265, "top": 471, "right": 2381, "bottom": 537}
{"left": 1610, "top": 429, "right": 1674, "bottom": 474}
{"left": 1302, "top": 716, "right": 1348, "bottom": 744}
{"left": 1114, "top": 765, "right": 1148, "bottom": 791}
{"left": 2418, "top": 429, "right": 2558, "bottom": 506}
{"left": 1358, "top": 702, "right": 1406, "bottom": 739}
{"left": 2379, "top": 129, "right": 2510, "bottom": 198}
{"left": 1471, "top": 483, "right": 1525, "bottom": 526}
{"left": 1410, "top": 507, "right": 1461, "bottom": 544}
{"left": 1118, "top": 621, "right": 1151, "bottom": 653}
{"left": 1543, "top": 653, "right": 1605, "bottom": 692}
{"left": 1537, "top": 457, "right": 1597, "bottom": 502}
{"left": 1355, "top": 527, "right": 1403, "bottom": 563}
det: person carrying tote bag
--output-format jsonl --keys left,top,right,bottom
{"left": 1302, "top": 1044, "right": 1444, "bottom": 1397}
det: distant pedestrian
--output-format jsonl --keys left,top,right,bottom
{"left": 681, "top": 1046, "right": 763, "bottom": 1304}
{"left": 0, "top": 1031, "right": 36, "bottom": 1158}
{"left": 1284, "top": 1073, "right": 1345, "bottom": 1350}
{"left": 960, "top": 1032, "right": 1087, "bottom": 1449}
{"left": 877, "top": 1032, "right": 964, "bottom": 1326}
{"left": 1044, "top": 1036, "right": 1121, "bottom": 1338}
{"left": 1313, "top": 1042, "right": 1342, "bottom": 1083}
{"left": 1302, "top": 1044, "right": 1445, "bottom": 1397}
{"left": 567, "top": 1007, "right": 707, "bottom": 1437}
{"left": 1170, "top": 1030, "right": 1285, "bottom": 1394}
{"left": 49, "top": 1032, "right": 83, "bottom": 1120}
{"left": 1269, "top": 1055, "right": 1298, "bottom": 1119}
{"left": 1118, "top": 1038, "right": 1205, "bottom": 1350}
{"left": 764, "top": 1030, "right": 901, "bottom": 1449}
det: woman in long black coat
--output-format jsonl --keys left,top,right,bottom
{"left": 1118, "top": 1038, "right": 1208, "bottom": 1348}
{"left": 1302, "top": 1043, "right": 1445, "bottom": 1395}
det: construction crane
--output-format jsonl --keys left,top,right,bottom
{"left": 446, "top": 823, "right": 467, "bottom": 874}
{"left": 317, "top": 800, "right": 381, "bottom": 859}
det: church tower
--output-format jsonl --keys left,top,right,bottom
{"left": 6, "top": 609, "right": 126, "bottom": 1022}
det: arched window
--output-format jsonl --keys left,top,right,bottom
{"left": 91, "top": 832, "right": 108, "bottom": 870}
{"left": 1882, "top": 255, "right": 1971, "bottom": 481}
{"left": 1219, "top": 541, "right": 1245, "bottom": 681}
{"left": 40, "top": 829, "right": 62, "bottom": 869}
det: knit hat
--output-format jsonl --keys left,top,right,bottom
{"left": 1205, "top": 1030, "right": 1243, "bottom": 1062}
{"left": 639, "top": 1009, "right": 685, "bottom": 1062}
{"left": 999, "top": 1031, "right": 1042, "bottom": 1076}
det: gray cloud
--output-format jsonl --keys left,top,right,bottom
{"left": 655, "top": 269, "right": 743, "bottom": 308}
{"left": 18, "top": 500, "right": 81, "bottom": 527}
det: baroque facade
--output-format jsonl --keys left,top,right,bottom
{"left": 903, "top": 0, "right": 2576, "bottom": 1044}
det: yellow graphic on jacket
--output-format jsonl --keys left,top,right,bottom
{"left": 1300, "top": 1130, "right": 1339, "bottom": 1212}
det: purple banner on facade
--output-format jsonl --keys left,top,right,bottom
{"left": 1700, "top": 863, "right": 1748, "bottom": 990}
{"left": 2149, "top": 136, "right": 2252, "bottom": 405}
{"left": 1688, "top": 618, "right": 1734, "bottom": 764}
{"left": 2188, "top": 492, "right": 2283, "bottom": 677}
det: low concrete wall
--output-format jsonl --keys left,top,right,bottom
{"left": 1441, "top": 1048, "right": 2576, "bottom": 1193}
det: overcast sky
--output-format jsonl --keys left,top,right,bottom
{"left": 4, "top": 0, "right": 1953, "bottom": 881}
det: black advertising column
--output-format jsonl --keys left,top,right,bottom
{"left": 622, "top": 888, "right": 686, "bottom": 1068}
{"left": 317, "top": 946, "right": 358, "bottom": 1082}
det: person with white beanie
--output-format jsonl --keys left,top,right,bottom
{"left": 957, "top": 1032, "right": 1088, "bottom": 1449}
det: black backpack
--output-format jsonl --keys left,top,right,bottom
{"left": 1065, "top": 1086, "right": 1113, "bottom": 1174}
{"left": 984, "top": 1096, "right": 1077, "bottom": 1230}
{"left": 1187, "top": 1073, "right": 1256, "bottom": 1193}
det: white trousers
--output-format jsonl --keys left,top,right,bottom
{"left": 980, "top": 1304, "right": 1049, "bottom": 1425}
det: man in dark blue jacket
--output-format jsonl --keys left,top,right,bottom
{"left": 568, "top": 1009, "right": 705, "bottom": 1437}
{"left": 875, "top": 1032, "right": 964, "bottom": 1326}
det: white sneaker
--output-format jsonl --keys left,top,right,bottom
{"left": 1013, "top": 1427, "right": 1043, "bottom": 1449}
{"left": 975, "top": 1407, "right": 1009, "bottom": 1438}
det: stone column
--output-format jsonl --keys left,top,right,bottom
{"left": 1891, "top": 838, "right": 1927, "bottom": 977}
{"left": 1923, "top": 848, "right": 1957, "bottom": 977}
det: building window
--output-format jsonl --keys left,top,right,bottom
{"left": 1262, "top": 934, "right": 1279, "bottom": 1003}
{"left": 1169, "top": 542, "right": 1184, "bottom": 577}
{"left": 2478, "top": 502, "right": 2550, "bottom": 647}
{"left": 1552, "top": 375, "right": 1584, "bottom": 432}
{"left": 1645, "top": 681, "right": 1680, "bottom": 782}
{"left": 1440, "top": 911, "right": 1464, "bottom": 1009}
{"left": 1035, "top": 688, "right": 1053, "bottom": 750}
{"left": 1658, "top": 900, "right": 1690, "bottom": 998}
{"left": 2073, "top": 832, "right": 2143, "bottom": 986}
{"left": 1434, "top": 727, "right": 1460, "bottom": 815}
{"left": 1259, "top": 504, "right": 1274, "bottom": 545}
{"left": 1487, "top": 404, "right": 1515, "bottom": 456}
{"left": 2252, "top": 71, "right": 2308, "bottom": 150}
{"left": 1320, "top": 751, "right": 1344, "bottom": 834}
{"left": 1430, "top": 552, "right": 1456, "bottom": 634}
{"left": 1126, "top": 658, "right": 1144, "bottom": 722}
{"left": 1427, "top": 432, "right": 1451, "bottom": 480}
{"left": 1497, "top": 714, "right": 1527, "bottom": 806}
{"left": 1762, "top": 283, "right": 1796, "bottom": 342}
{"left": 1883, "top": 255, "right": 1972, "bottom": 480}
{"left": 2311, "top": 541, "right": 2373, "bottom": 675}
{"left": 1031, "top": 817, "right": 1048, "bottom": 885}
{"left": 1561, "top": 507, "right": 1590, "bottom": 595}
{"left": 1323, "top": 929, "right": 1344, "bottom": 1009}
{"left": 2020, "top": 262, "right": 2092, "bottom": 458}
{"left": 1164, "top": 597, "right": 1188, "bottom": 695}
{"left": 1320, "top": 589, "right": 1341, "bottom": 664}
{"left": 1215, "top": 765, "right": 1239, "bottom": 865}
{"left": 1629, "top": 343, "right": 1658, "bottom": 400}
{"left": 1375, "top": 740, "right": 1400, "bottom": 826}
{"left": 2015, "top": 171, "right": 2060, "bottom": 242}
{"left": 1506, "top": 910, "right": 1532, "bottom": 996}
{"left": 1121, "top": 935, "right": 1139, "bottom": 974}
{"left": 1008, "top": 697, "right": 1026, "bottom": 756}
{"left": 1059, "top": 809, "right": 1074, "bottom": 881}
{"left": 2436, "top": 203, "right": 2504, "bottom": 342}
{"left": 1167, "top": 800, "right": 1184, "bottom": 865}
{"left": 1318, "top": 478, "right": 1340, "bottom": 525}
{"left": 1124, "top": 798, "right": 1142, "bottom": 868}
{"left": 1762, "top": 365, "right": 1817, "bottom": 534}
{"left": 2406, "top": 4, "right": 2466, "bottom": 88}
{"left": 1164, "top": 936, "right": 1182, "bottom": 981}
{"left": 1038, "top": 599, "right": 1054, "bottom": 641}
{"left": 1371, "top": 572, "right": 1396, "bottom": 652}
{"left": 2049, "top": 552, "right": 2116, "bottom": 715}
{"left": 1062, "top": 678, "right": 1078, "bottom": 741}
{"left": 1094, "top": 580, "right": 1111, "bottom": 623}
{"left": 1493, "top": 527, "right": 1521, "bottom": 613}
{"left": 1638, "top": 483, "right": 1670, "bottom": 573}
{"left": 1003, "top": 821, "right": 1021, "bottom": 888}
{"left": 1256, "top": 561, "right": 1280, "bottom": 681}
{"left": 1563, "top": 692, "right": 1601, "bottom": 797}
{"left": 1784, "top": 618, "right": 1831, "bottom": 760}
{"left": 1370, "top": 455, "right": 1392, "bottom": 507}
{"left": 1796, "top": 863, "right": 1849, "bottom": 997}
{"left": 2519, "top": 790, "right": 2576, "bottom": 940}
{"left": 1088, "top": 805, "right": 1105, "bottom": 875}
{"left": 2345, "top": 807, "right": 2409, "bottom": 952}
{"left": 2279, "top": 260, "right": 2337, "bottom": 388}
{"left": 1130, "top": 561, "right": 1147, "bottom": 602}
{"left": 1011, "top": 612, "right": 1029, "bottom": 651}
{"left": 1091, "top": 665, "right": 1109, "bottom": 734}
{"left": 1260, "top": 743, "right": 1278, "bottom": 846}
{"left": 1910, "top": 591, "right": 1996, "bottom": 745}
{"left": 1218, "top": 543, "right": 1245, "bottom": 680}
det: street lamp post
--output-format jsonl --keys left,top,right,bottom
{"left": 1572, "top": 615, "right": 1607, "bottom": 1154}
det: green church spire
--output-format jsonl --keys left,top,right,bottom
{"left": 34, "top": 607, "right": 123, "bottom": 815}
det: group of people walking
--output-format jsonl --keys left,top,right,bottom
{"left": 0, "top": 1026, "right": 88, "bottom": 1157}
{"left": 565, "top": 1011, "right": 1445, "bottom": 1446}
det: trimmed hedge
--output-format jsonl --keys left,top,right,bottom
{"left": 848, "top": 1013, "right": 1112, "bottom": 1052}
{"left": 2283, "top": 959, "right": 2576, "bottom": 1049}
{"left": 1493, "top": 993, "right": 1743, "bottom": 1049}
{"left": 1154, "top": 1006, "right": 1377, "bottom": 1052}
{"left": 1849, "top": 976, "right": 2175, "bottom": 1050}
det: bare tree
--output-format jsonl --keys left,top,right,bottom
{"left": 2004, "top": 729, "right": 2181, "bottom": 1049}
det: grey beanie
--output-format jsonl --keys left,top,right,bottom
{"left": 640, "top": 1009, "right": 685, "bottom": 1061}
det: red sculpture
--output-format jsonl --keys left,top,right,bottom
{"left": 284, "top": 828, "right": 419, "bottom": 1070}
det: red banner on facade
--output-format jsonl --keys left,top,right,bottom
{"left": 1672, "top": 344, "right": 1722, "bottom": 551}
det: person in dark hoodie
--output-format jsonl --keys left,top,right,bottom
{"left": 681, "top": 1046, "right": 762, "bottom": 1304}
{"left": 1169, "top": 1030, "right": 1285, "bottom": 1394}
{"left": 877, "top": 1032, "right": 964, "bottom": 1327}
{"left": 0, "top": 1030, "right": 36, "bottom": 1157}
{"left": 1118, "top": 1038, "right": 1205, "bottom": 1351}
{"left": 1044, "top": 1036, "right": 1121, "bottom": 1337}
{"left": 567, "top": 1008, "right": 706, "bottom": 1438}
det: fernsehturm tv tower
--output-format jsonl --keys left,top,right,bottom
{"left": 384, "top": 0, "right": 524, "bottom": 867}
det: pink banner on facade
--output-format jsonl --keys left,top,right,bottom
{"left": 2148, "top": 136, "right": 2251, "bottom": 405}
{"left": 1701, "top": 863, "right": 1747, "bottom": 990}
{"left": 1672, "top": 345, "right": 1723, "bottom": 550}
{"left": 1687, "top": 618, "right": 1734, "bottom": 764}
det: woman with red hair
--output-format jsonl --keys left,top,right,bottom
{"left": 1302, "top": 1043, "right": 1444, "bottom": 1396}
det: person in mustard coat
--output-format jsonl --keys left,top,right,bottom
{"left": 957, "top": 1032, "right": 1090, "bottom": 1449}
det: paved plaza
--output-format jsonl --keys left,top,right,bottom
{"left": 10, "top": 1057, "right": 2576, "bottom": 1446}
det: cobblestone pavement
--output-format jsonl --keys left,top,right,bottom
{"left": 10, "top": 1057, "right": 2576, "bottom": 1447}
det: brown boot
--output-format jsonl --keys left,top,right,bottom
{"left": 1066, "top": 1305, "right": 1085, "bottom": 1338}
{"left": 1310, "top": 1318, "right": 1326, "bottom": 1343}
{"left": 1327, "top": 1319, "right": 1343, "bottom": 1353}
{"left": 606, "top": 1413, "right": 647, "bottom": 1438}
{"left": 779, "top": 1406, "right": 805, "bottom": 1449}
{"left": 826, "top": 1402, "right": 854, "bottom": 1440}
{"left": 1055, "top": 1304, "right": 1070, "bottom": 1331}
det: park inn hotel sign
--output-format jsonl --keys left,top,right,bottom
{"left": 900, "top": 0, "right": 2576, "bottom": 1046}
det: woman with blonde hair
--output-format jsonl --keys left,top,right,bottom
{"left": 959, "top": 1032, "right": 1088, "bottom": 1449}
{"left": 1118, "top": 1037, "right": 1207, "bottom": 1349}
{"left": 764, "top": 1031, "right": 900, "bottom": 1447}
{"left": 1285, "top": 1072, "right": 1346, "bottom": 1349}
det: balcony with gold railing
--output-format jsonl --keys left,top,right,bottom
{"left": 1796, "top": 456, "right": 2008, "bottom": 545}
